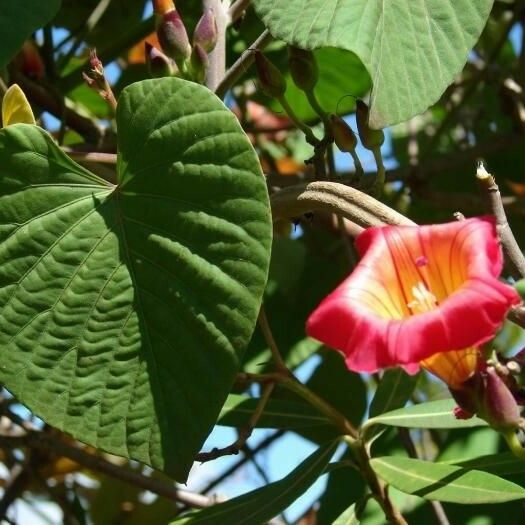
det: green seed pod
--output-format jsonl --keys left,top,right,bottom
{"left": 288, "top": 46, "right": 318, "bottom": 92}
{"left": 356, "top": 99, "right": 384, "bottom": 150}
{"left": 254, "top": 51, "right": 287, "bottom": 98}
{"left": 193, "top": 8, "right": 218, "bottom": 53}
{"left": 145, "top": 43, "right": 176, "bottom": 78}
{"left": 329, "top": 114, "right": 357, "bottom": 152}
{"left": 190, "top": 43, "right": 209, "bottom": 84}
{"left": 157, "top": 8, "right": 191, "bottom": 64}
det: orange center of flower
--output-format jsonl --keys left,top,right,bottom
{"left": 406, "top": 280, "right": 478, "bottom": 389}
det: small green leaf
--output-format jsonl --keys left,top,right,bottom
{"left": 0, "top": 78, "right": 272, "bottom": 481}
{"left": 2, "top": 84, "right": 35, "bottom": 126}
{"left": 333, "top": 504, "right": 359, "bottom": 525}
{"left": 369, "top": 369, "right": 418, "bottom": 418}
{"left": 448, "top": 452, "right": 525, "bottom": 477}
{"left": 371, "top": 456, "right": 525, "bottom": 503}
{"left": 366, "top": 399, "right": 487, "bottom": 431}
{"left": 252, "top": 0, "right": 493, "bottom": 127}
{"left": 0, "top": 1, "right": 61, "bottom": 70}
{"left": 218, "top": 394, "right": 331, "bottom": 429}
{"left": 172, "top": 440, "right": 339, "bottom": 524}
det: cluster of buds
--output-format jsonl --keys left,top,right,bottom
{"left": 254, "top": 48, "right": 380, "bottom": 185}
{"left": 451, "top": 354, "right": 524, "bottom": 432}
{"left": 149, "top": 0, "right": 217, "bottom": 83}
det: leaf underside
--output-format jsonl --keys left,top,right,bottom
{"left": 252, "top": 0, "right": 494, "bottom": 127}
{"left": 0, "top": 78, "right": 272, "bottom": 481}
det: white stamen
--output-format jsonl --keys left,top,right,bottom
{"left": 407, "top": 282, "right": 437, "bottom": 313}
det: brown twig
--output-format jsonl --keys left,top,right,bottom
{"left": 215, "top": 29, "right": 273, "bottom": 99}
{"left": 195, "top": 383, "right": 275, "bottom": 462}
{"left": 258, "top": 306, "right": 290, "bottom": 374}
{"left": 66, "top": 151, "right": 117, "bottom": 164}
{"left": 476, "top": 162, "right": 525, "bottom": 280}
{"left": 229, "top": 0, "right": 251, "bottom": 23}
{"left": 0, "top": 432, "right": 211, "bottom": 508}
{"left": 9, "top": 71, "right": 102, "bottom": 143}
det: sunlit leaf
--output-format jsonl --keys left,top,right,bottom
{"left": 371, "top": 456, "right": 525, "bottom": 503}
{"left": 252, "top": 0, "right": 493, "bottom": 127}
{"left": 2, "top": 84, "right": 35, "bottom": 127}
{"left": 0, "top": 78, "right": 272, "bottom": 481}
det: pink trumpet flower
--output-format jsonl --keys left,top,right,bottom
{"left": 307, "top": 217, "right": 520, "bottom": 388}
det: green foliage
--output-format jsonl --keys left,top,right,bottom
{"left": 367, "top": 399, "right": 487, "bottom": 431}
{"left": 0, "top": 0, "right": 61, "bottom": 70}
{"left": 369, "top": 369, "right": 418, "bottom": 418}
{"left": 0, "top": 78, "right": 272, "bottom": 481}
{"left": 371, "top": 456, "right": 525, "bottom": 503}
{"left": 172, "top": 440, "right": 339, "bottom": 524}
{"left": 218, "top": 393, "right": 331, "bottom": 429}
{"left": 252, "top": 0, "right": 493, "bottom": 127}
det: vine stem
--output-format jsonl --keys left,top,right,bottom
{"left": 204, "top": 0, "right": 229, "bottom": 91}
{"left": 476, "top": 162, "right": 525, "bottom": 280}
{"left": 215, "top": 29, "right": 273, "bottom": 99}
{"left": 258, "top": 306, "right": 289, "bottom": 374}
{"left": 196, "top": 382, "right": 275, "bottom": 462}
{"left": 347, "top": 438, "right": 408, "bottom": 525}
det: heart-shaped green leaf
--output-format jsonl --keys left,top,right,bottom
{"left": 0, "top": 78, "right": 272, "bottom": 481}
{"left": 371, "top": 456, "right": 525, "bottom": 503}
{"left": 0, "top": 0, "right": 61, "bottom": 70}
{"left": 252, "top": 0, "right": 493, "bottom": 127}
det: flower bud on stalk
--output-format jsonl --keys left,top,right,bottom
{"left": 145, "top": 43, "right": 176, "bottom": 78}
{"left": 288, "top": 46, "right": 318, "bottom": 92}
{"left": 193, "top": 8, "right": 218, "bottom": 53}
{"left": 154, "top": 0, "right": 191, "bottom": 69}
{"left": 480, "top": 367, "right": 521, "bottom": 430}
{"left": 254, "top": 51, "right": 287, "bottom": 98}
{"left": 356, "top": 99, "right": 384, "bottom": 150}
{"left": 190, "top": 43, "right": 209, "bottom": 84}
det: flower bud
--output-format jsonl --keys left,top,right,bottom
{"left": 481, "top": 367, "right": 521, "bottom": 430}
{"left": 254, "top": 52, "right": 287, "bottom": 98}
{"left": 193, "top": 8, "right": 218, "bottom": 53}
{"left": 288, "top": 46, "right": 318, "bottom": 92}
{"left": 356, "top": 99, "right": 384, "bottom": 150}
{"left": 145, "top": 43, "right": 176, "bottom": 78}
{"left": 190, "top": 43, "right": 209, "bottom": 84}
{"left": 156, "top": 7, "right": 191, "bottom": 65}
{"left": 329, "top": 114, "right": 357, "bottom": 152}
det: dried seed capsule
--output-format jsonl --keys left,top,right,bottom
{"left": 254, "top": 52, "right": 287, "bottom": 98}
{"left": 329, "top": 114, "right": 357, "bottom": 152}
{"left": 288, "top": 46, "right": 318, "bottom": 92}
{"left": 356, "top": 99, "right": 384, "bottom": 150}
